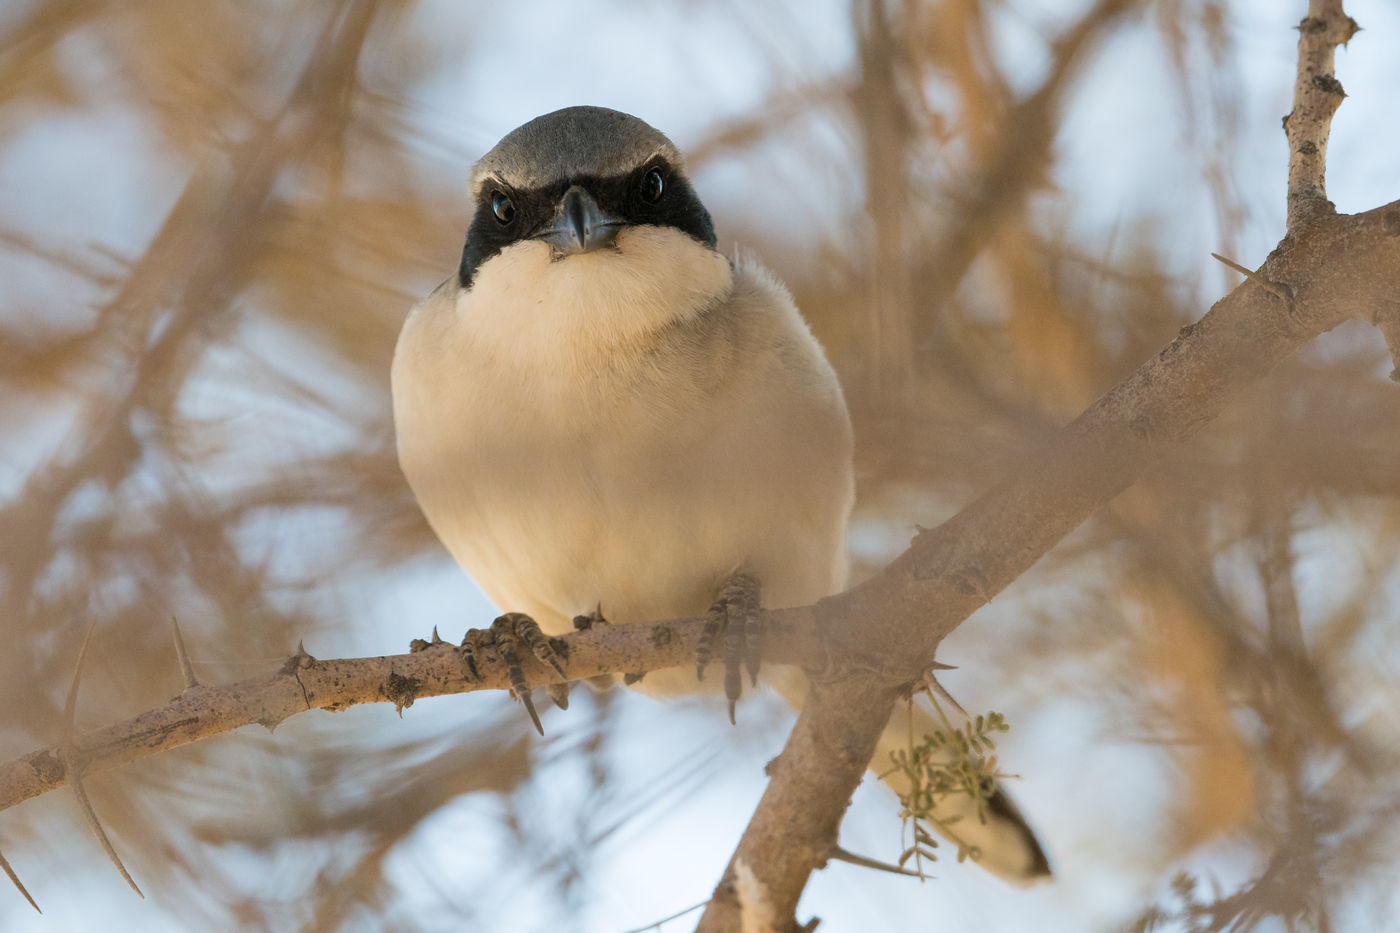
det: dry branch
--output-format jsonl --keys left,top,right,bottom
{"left": 698, "top": 5, "right": 1394, "bottom": 927}
{"left": 1284, "top": 0, "right": 1358, "bottom": 228}
{"left": 695, "top": 197, "right": 1400, "bottom": 931}
{"left": 0, "top": 609, "right": 816, "bottom": 815}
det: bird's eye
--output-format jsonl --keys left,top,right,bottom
{"left": 490, "top": 190, "right": 515, "bottom": 224}
{"left": 641, "top": 168, "right": 665, "bottom": 204}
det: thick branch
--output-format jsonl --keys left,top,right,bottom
{"left": 0, "top": 609, "right": 816, "bottom": 814}
{"left": 697, "top": 202, "right": 1400, "bottom": 930}
{"left": 1284, "top": 0, "right": 1358, "bottom": 228}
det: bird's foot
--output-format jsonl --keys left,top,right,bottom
{"left": 461, "top": 613, "right": 566, "bottom": 735}
{"left": 695, "top": 572, "right": 762, "bottom": 724}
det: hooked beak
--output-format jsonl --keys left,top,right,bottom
{"left": 535, "top": 185, "right": 623, "bottom": 256}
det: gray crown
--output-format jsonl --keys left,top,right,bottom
{"left": 470, "top": 106, "right": 683, "bottom": 194}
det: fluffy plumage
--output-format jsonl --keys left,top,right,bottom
{"left": 391, "top": 106, "right": 1047, "bottom": 881}
{"left": 395, "top": 230, "right": 852, "bottom": 681}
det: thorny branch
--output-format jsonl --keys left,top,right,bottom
{"left": 1284, "top": 0, "right": 1358, "bottom": 228}
{"left": 1281, "top": 0, "right": 1400, "bottom": 380}
{"left": 694, "top": 197, "right": 1400, "bottom": 933}
{"left": 698, "top": 0, "right": 1399, "bottom": 927}
{"left": 0, "top": 609, "right": 818, "bottom": 817}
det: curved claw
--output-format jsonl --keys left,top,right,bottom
{"left": 490, "top": 614, "right": 544, "bottom": 735}
{"left": 723, "top": 606, "right": 744, "bottom": 725}
{"left": 458, "top": 614, "right": 569, "bottom": 736}
{"left": 745, "top": 616, "right": 764, "bottom": 688}
{"left": 694, "top": 572, "right": 762, "bottom": 724}
{"left": 461, "top": 628, "right": 489, "bottom": 680}
{"left": 696, "top": 614, "right": 721, "bottom": 682}
{"left": 518, "top": 688, "right": 544, "bottom": 735}
{"left": 520, "top": 619, "right": 567, "bottom": 679}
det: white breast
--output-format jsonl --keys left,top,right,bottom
{"left": 391, "top": 226, "right": 854, "bottom": 664}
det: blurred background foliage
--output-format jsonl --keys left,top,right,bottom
{"left": 2, "top": 0, "right": 1399, "bottom": 930}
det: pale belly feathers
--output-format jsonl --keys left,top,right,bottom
{"left": 392, "top": 229, "right": 853, "bottom": 690}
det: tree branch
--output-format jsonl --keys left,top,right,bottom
{"left": 695, "top": 195, "right": 1400, "bottom": 931}
{"left": 698, "top": 6, "right": 1391, "bottom": 926}
{"left": 0, "top": 609, "right": 817, "bottom": 815}
{"left": 1284, "top": 0, "right": 1358, "bottom": 228}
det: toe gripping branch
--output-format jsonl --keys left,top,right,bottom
{"left": 695, "top": 572, "right": 763, "bottom": 724}
{"left": 461, "top": 613, "right": 567, "bottom": 735}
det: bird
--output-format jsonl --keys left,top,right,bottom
{"left": 390, "top": 105, "right": 1049, "bottom": 883}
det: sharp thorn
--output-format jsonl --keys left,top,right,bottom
{"left": 727, "top": 699, "right": 737, "bottom": 726}
{"left": 0, "top": 847, "right": 40, "bottom": 913}
{"left": 61, "top": 621, "right": 144, "bottom": 898}
{"left": 1210, "top": 250, "right": 1250, "bottom": 275}
{"left": 69, "top": 771, "right": 143, "bottom": 898}
{"left": 62, "top": 620, "right": 98, "bottom": 746}
{"left": 923, "top": 673, "right": 969, "bottom": 719}
{"left": 928, "top": 661, "right": 958, "bottom": 671}
{"left": 827, "top": 845, "right": 925, "bottom": 878}
{"left": 1209, "top": 251, "right": 1288, "bottom": 301}
{"left": 169, "top": 615, "right": 199, "bottom": 689}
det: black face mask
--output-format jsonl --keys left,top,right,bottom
{"left": 458, "top": 159, "right": 716, "bottom": 289}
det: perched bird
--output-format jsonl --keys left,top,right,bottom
{"left": 391, "top": 105, "right": 1048, "bottom": 882}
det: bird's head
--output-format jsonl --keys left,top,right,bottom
{"left": 452, "top": 107, "right": 732, "bottom": 352}
{"left": 458, "top": 106, "right": 719, "bottom": 289}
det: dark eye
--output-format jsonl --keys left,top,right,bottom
{"left": 641, "top": 168, "right": 665, "bottom": 204}
{"left": 490, "top": 190, "right": 515, "bottom": 224}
